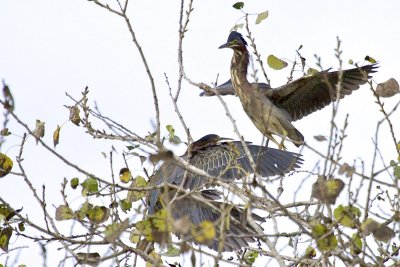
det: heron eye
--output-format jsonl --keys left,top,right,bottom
{"left": 231, "top": 39, "right": 238, "bottom": 44}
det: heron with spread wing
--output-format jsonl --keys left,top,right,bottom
{"left": 146, "top": 134, "right": 302, "bottom": 251}
{"left": 217, "top": 31, "right": 378, "bottom": 148}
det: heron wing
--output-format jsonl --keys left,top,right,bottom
{"left": 269, "top": 64, "right": 378, "bottom": 121}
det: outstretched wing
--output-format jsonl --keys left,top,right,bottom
{"left": 269, "top": 64, "right": 378, "bottom": 121}
{"left": 171, "top": 142, "right": 302, "bottom": 190}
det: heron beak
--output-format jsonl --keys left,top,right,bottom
{"left": 218, "top": 42, "right": 230, "bottom": 49}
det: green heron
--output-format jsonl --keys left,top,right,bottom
{"left": 146, "top": 134, "right": 302, "bottom": 251}
{"left": 218, "top": 31, "right": 378, "bottom": 148}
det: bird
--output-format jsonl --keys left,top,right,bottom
{"left": 146, "top": 134, "right": 302, "bottom": 251}
{"left": 218, "top": 31, "right": 378, "bottom": 148}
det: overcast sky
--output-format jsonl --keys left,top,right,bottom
{"left": 0, "top": 0, "right": 399, "bottom": 266}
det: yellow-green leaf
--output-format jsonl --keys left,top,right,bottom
{"left": 119, "top": 199, "right": 132, "bottom": 213}
{"left": 311, "top": 223, "right": 337, "bottom": 251}
{"left": 307, "top": 68, "right": 319, "bottom": 76}
{"left": 129, "top": 228, "right": 141, "bottom": 244}
{"left": 127, "top": 175, "right": 148, "bottom": 202}
{"left": 163, "top": 244, "right": 181, "bottom": 257}
{"left": 81, "top": 177, "right": 98, "bottom": 196}
{"left": 86, "top": 205, "right": 109, "bottom": 224}
{"left": 267, "top": 55, "right": 288, "bottom": 70}
{"left": 365, "top": 55, "right": 377, "bottom": 64}
{"left": 244, "top": 250, "right": 259, "bottom": 265}
{"left": 191, "top": 221, "right": 215, "bottom": 244}
{"left": 55, "top": 205, "right": 74, "bottom": 221}
{"left": 104, "top": 219, "right": 129, "bottom": 243}
{"left": 0, "top": 153, "right": 13, "bottom": 178}
{"left": 304, "top": 246, "right": 316, "bottom": 258}
{"left": 334, "top": 205, "right": 361, "bottom": 228}
{"left": 119, "top": 168, "right": 132, "bottom": 183}
{"left": 255, "top": 11, "right": 268, "bottom": 24}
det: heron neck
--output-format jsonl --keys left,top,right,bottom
{"left": 230, "top": 48, "right": 252, "bottom": 98}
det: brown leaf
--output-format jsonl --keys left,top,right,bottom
{"left": 338, "top": 163, "right": 355, "bottom": 178}
{"left": 376, "top": 78, "right": 399, "bottom": 98}
{"left": 311, "top": 177, "right": 345, "bottom": 204}
{"left": 33, "top": 120, "right": 45, "bottom": 144}
{"left": 314, "top": 135, "right": 327, "bottom": 142}
{"left": 69, "top": 106, "right": 81, "bottom": 126}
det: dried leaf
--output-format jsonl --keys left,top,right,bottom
{"left": 76, "top": 252, "right": 100, "bottom": 266}
{"left": 314, "top": 135, "right": 327, "bottom": 142}
{"left": 338, "top": 163, "right": 355, "bottom": 178}
{"left": 127, "top": 176, "right": 148, "bottom": 202}
{"left": 55, "top": 205, "right": 74, "bottom": 221}
{"left": 311, "top": 177, "right": 344, "bottom": 204}
{"left": 53, "top": 125, "right": 60, "bottom": 148}
{"left": 69, "top": 106, "right": 81, "bottom": 126}
{"left": 33, "top": 119, "right": 45, "bottom": 144}
{"left": 255, "top": 11, "right": 268, "bottom": 24}
{"left": 376, "top": 78, "right": 399, "bottom": 98}
{"left": 149, "top": 150, "right": 173, "bottom": 164}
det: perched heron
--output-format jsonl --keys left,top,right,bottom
{"left": 218, "top": 31, "right": 378, "bottom": 148}
{"left": 146, "top": 134, "right": 302, "bottom": 251}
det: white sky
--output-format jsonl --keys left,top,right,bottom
{"left": 0, "top": 0, "right": 399, "bottom": 266}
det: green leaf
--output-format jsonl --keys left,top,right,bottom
{"left": 304, "top": 246, "right": 316, "bottom": 258}
{"left": 0, "top": 227, "right": 12, "bottom": 252}
{"left": 231, "top": 23, "right": 244, "bottom": 32}
{"left": 350, "top": 233, "right": 362, "bottom": 256}
{"left": 255, "top": 11, "right": 268, "bottom": 24}
{"left": 365, "top": 55, "right": 377, "bottom": 64}
{"left": 70, "top": 177, "right": 79, "bottom": 189}
{"left": 395, "top": 166, "right": 400, "bottom": 179}
{"left": 0, "top": 153, "right": 13, "bottom": 178}
{"left": 81, "top": 177, "right": 98, "bottom": 196}
{"left": 334, "top": 205, "right": 361, "bottom": 228}
{"left": 55, "top": 205, "right": 74, "bottom": 221}
{"left": 119, "top": 199, "right": 132, "bottom": 213}
{"left": 0, "top": 128, "right": 11, "bottom": 136}
{"left": 311, "top": 223, "right": 337, "bottom": 251}
{"left": 267, "top": 55, "right": 288, "bottom": 70}
{"left": 244, "top": 250, "right": 259, "bottom": 265}
{"left": 18, "top": 222, "right": 25, "bottom": 232}
{"left": 232, "top": 2, "right": 244, "bottom": 9}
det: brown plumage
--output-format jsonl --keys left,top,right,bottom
{"left": 217, "top": 31, "right": 378, "bottom": 147}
